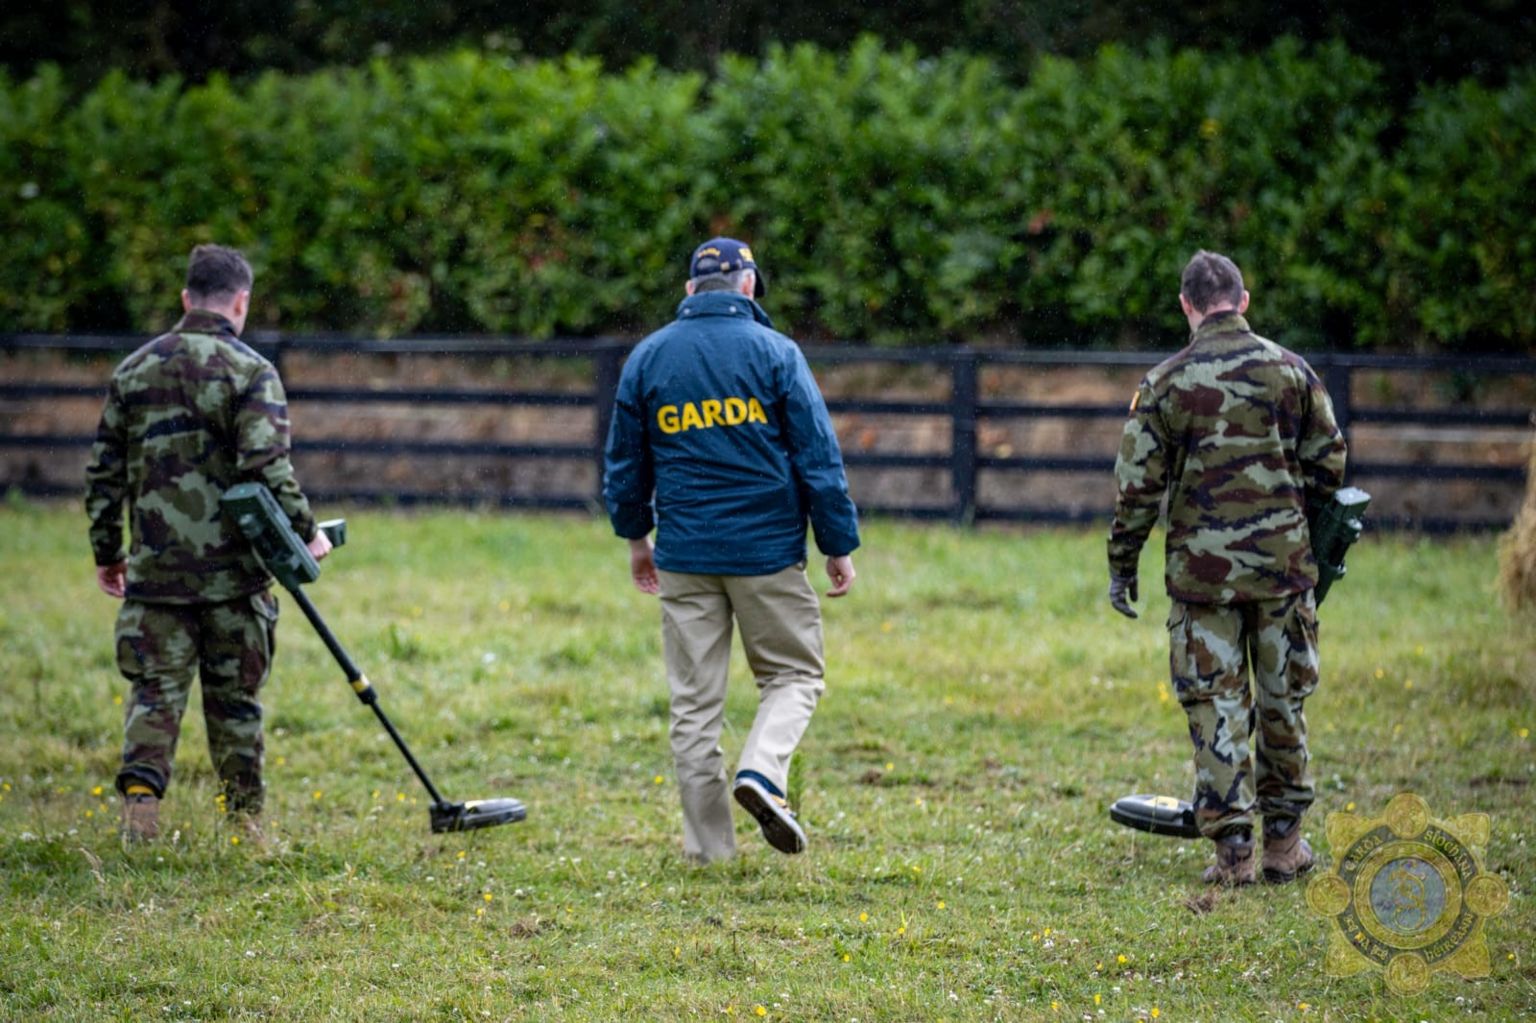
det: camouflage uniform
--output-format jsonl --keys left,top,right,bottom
{"left": 85, "top": 309, "right": 316, "bottom": 814}
{"left": 1109, "top": 311, "right": 1347, "bottom": 838}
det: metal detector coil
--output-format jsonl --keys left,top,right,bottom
{"left": 1109, "top": 793, "right": 1201, "bottom": 839}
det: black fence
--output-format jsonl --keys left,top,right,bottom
{"left": 2, "top": 333, "right": 1532, "bottom": 531}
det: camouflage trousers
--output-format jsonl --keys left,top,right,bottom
{"left": 114, "top": 591, "right": 278, "bottom": 814}
{"left": 1168, "top": 590, "right": 1320, "bottom": 839}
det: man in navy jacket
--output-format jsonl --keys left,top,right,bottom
{"left": 604, "top": 237, "right": 860, "bottom": 862}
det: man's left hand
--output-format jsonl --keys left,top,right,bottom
{"left": 96, "top": 561, "right": 127, "bottom": 599}
{"left": 825, "top": 555, "right": 856, "bottom": 598}
{"left": 628, "top": 537, "right": 659, "bottom": 595}
{"left": 1108, "top": 572, "right": 1139, "bottom": 618}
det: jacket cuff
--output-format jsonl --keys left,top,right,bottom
{"left": 610, "top": 505, "right": 655, "bottom": 540}
{"left": 290, "top": 510, "right": 319, "bottom": 544}
{"left": 1107, "top": 553, "right": 1140, "bottom": 579}
{"left": 813, "top": 529, "right": 860, "bottom": 559}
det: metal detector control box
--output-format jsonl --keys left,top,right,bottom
{"left": 1311, "top": 486, "right": 1371, "bottom": 605}
{"left": 221, "top": 482, "right": 344, "bottom": 589}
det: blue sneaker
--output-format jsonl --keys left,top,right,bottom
{"left": 732, "top": 775, "right": 806, "bottom": 855}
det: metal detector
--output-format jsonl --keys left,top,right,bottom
{"left": 1109, "top": 793, "right": 1201, "bottom": 839}
{"left": 220, "top": 483, "right": 526, "bottom": 833}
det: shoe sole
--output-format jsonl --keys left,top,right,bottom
{"left": 733, "top": 782, "right": 806, "bottom": 855}
{"left": 1202, "top": 872, "right": 1256, "bottom": 886}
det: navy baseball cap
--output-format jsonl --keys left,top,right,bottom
{"left": 689, "top": 237, "right": 767, "bottom": 297}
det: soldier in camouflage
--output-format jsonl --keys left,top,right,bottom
{"left": 85, "top": 244, "right": 331, "bottom": 842}
{"left": 1108, "top": 251, "right": 1347, "bottom": 885}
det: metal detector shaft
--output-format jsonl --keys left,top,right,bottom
{"left": 284, "top": 585, "right": 449, "bottom": 808}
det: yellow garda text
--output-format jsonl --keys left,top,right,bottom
{"left": 657, "top": 397, "right": 768, "bottom": 434}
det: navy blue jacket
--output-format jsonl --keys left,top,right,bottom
{"left": 603, "top": 291, "right": 860, "bottom": 575}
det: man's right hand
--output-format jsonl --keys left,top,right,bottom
{"left": 825, "top": 555, "right": 855, "bottom": 598}
{"left": 1108, "top": 573, "right": 1139, "bottom": 619}
{"left": 306, "top": 529, "right": 334, "bottom": 561}
{"left": 96, "top": 561, "right": 127, "bottom": 599}
{"left": 628, "top": 537, "right": 660, "bottom": 595}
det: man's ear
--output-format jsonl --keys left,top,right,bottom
{"left": 1179, "top": 293, "right": 1194, "bottom": 317}
{"left": 740, "top": 271, "right": 756, "bottom": 298}
{"left": 181, "top": 289, "right": 194, "bottom": 313}
{"left": 1238, "top": 289, "right": 1250, "bottom": 314}
{"left": 685, "top": 279, "right": 697, "bottom": 296}
{"left": 233, "top": 289, "right": 250, "bottom": 319}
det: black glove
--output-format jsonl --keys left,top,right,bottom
{"left": 1108, "top": 573, "right": 1139, "bottom": 619}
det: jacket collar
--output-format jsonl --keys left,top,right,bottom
{"left": 675, "top": 291, "right": 774, "bottom": 328}
{"left": 172, "top": 308, "right": 241, "bottom": 338}
{"left": 1191, "top": 309, "right": 1250, "bottom": 343}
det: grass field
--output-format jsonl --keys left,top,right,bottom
{"left": 1, "top": 502, "right": 1531, "bottom": 1022}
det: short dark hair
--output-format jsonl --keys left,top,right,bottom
{"left": 691, "top": 269, "right": 752, "bottom": 293}
{"left": 185, "top": 244, "right": 253, "bottom": 302}
{"left": 1180, "top": 250, "right": 1244, "bottom": 313}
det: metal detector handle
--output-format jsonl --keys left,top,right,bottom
{"left": 318, "top": 519, "right": 347, "bottom": 548}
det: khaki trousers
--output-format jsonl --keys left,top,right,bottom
{"left": 658, "top": 564, "right": 825, "bottom": 862}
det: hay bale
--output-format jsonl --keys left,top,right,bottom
{"left": 1498, "top": 430, "right": 1536, "bottom": 615}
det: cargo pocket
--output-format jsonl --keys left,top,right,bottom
{"left": 250, "top": 589, "right": 279, "bottom": 673}
{"left": 1166, "top": 601, "right": 1201, "bottom": 704}
{"left": 1284, "top": 591, "right": 1320, "bottom": 701}
{"left": 114, "top": 601, "right": 148, "bottom": 680}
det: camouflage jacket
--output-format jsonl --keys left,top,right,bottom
{"left": 1108, "top": 311, "right": 1348, "bottom": 604}
{"left": 85, "top": 309, "right": 317, "bottom": 603}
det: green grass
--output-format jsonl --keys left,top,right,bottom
{"left": 1, "top": 502, "right": 1531, "bottom": 1022}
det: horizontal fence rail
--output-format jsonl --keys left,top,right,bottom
{"left": 3, "top": 333, "right": 1532, "bottom": 532}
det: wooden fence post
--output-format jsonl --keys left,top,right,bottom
{"left": 951, "top": 351, "right": 979, "bottom": 525}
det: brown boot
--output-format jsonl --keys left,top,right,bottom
{"left": 121, "top": 792, "right": 160, "bottom": 842}
{"left": 1201, "top": 833, "right": 1256, "bottom": 886}
{"left": 1262, "top": 820, "right": 1315, "bottom": 884}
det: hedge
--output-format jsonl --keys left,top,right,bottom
{"left": 2, "top": 39, "right": 1533, "bottom": 350}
